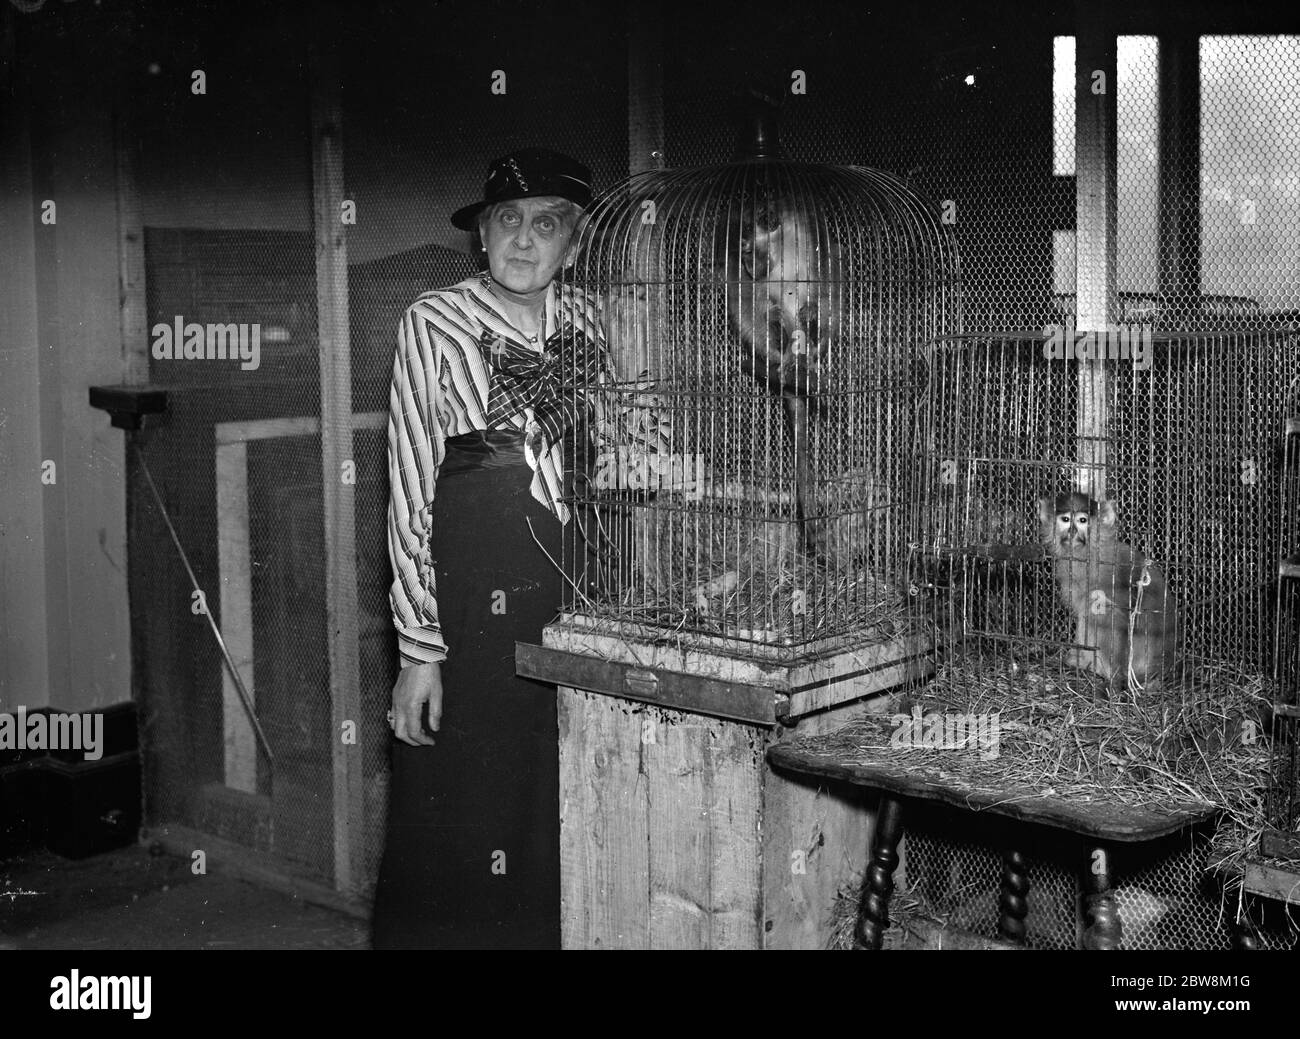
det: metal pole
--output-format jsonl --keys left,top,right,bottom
{"left": 1074, "top": 1, "right": 1118, "bottom": 502}
{"left": 133, "top": 442, "right": 277, "bottom": 770}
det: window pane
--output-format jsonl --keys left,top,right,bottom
{"left": 1053, "top": 36, "right": 1075, "bottom": 176}
{"left": 1117, "top": 36, "right": 1159, "bottom": 298}
{"left": 1201, "top": 36, "right": 1300, "bottom": 315}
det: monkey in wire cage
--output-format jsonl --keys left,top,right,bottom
{"left": 722, "top": 188, "right": 842, "bottom": 561}
{"left": 1038, "top": 492, "right": 1182, "bottom": 693}
{"left": 721, "top": 177, "right": 858, "bottom": 567}
{"left": 910, "top": 488, "right": 1185, "bottom": 693}
{"left": 586, "top": 197, "right": 885, "bottom": 633}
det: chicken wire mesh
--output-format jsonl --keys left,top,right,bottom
{"left": 660, "top": 13, "right": 1065, "bottom": 335}
{"left": 1267, "top": 396, "right": 1300, "bottom": 846}
{"left": 1106, "top": 36, "right": 1300, "bottom": 332}
{"left": 886, "top": 805, "right": 1298, "bottom": 950}
{"left": 133, "top": 230, "right": 393, "bottom": 892}
{"left": 665, "top": 26, "right": 1300, "bottom": 332}
{"left": 557, "top": 118, "right": 957, "bottom": 658}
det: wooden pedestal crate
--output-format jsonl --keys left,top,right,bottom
{"left": 517, "top": 613, "right": 931, "bottom": 949}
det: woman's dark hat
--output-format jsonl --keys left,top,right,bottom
{"left": 451, "top": 147, "right": 594, "bottom": 231}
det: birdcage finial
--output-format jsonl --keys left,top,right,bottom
{"left": 731, "top": 87, "right": 785, "bottom": 161}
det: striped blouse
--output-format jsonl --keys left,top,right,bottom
{"left": 386, "top": 272, "right": 607, "bottom": 667}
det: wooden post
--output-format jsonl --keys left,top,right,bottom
{"left": 310, "top": 39, "right": 364, "bottom": 897}
{"left": 216, "top": 440, "right": 257, "bottom": 793}
{"left": 627, "top": 0, "right": 665, "bottom": 176}
{"left": 1074, "top": 4, "right": 1117, "bottom": 502}
{"left": 113, "top": 102, "right": 148, "bottom": 385}
{"left": 1157, "top": 33, "right": 1201, "bottom": 307}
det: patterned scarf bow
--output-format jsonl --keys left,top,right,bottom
{"left": 480, "top": 322, "right": 606, "bottom": 455}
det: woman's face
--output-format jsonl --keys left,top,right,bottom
{"left": 481, "top": 197, "right": 574, "bottom": 296}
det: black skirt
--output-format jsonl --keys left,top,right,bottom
{"left": 370, "top": 431, "right": 565, "bottom": 949}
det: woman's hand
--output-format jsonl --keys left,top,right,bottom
{"left": 391, "top": 661, "right": 443, "bottom": 747}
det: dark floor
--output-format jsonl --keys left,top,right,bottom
{"left": 0, "top": 844, "right": 369, "bottom": 950}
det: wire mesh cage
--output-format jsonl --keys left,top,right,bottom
{"left": 558, "top": 98, "right": 959, "bottom": 661}
{"left": 885, "top": 32, "right": 1300, "bottom": 939}
{"left": 884, "top": 805, "right": 1298, "bottom": 950}
{"left": 904, "top": 326, "right": 1300, "bottom": 911}
{"left": 914, "top": 329, "right": 1300, "bottom": 673}
{"left": 1265, "top": 392, "right": 1300, "bottom": 855}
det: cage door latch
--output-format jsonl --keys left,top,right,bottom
{"left": 624, "top": 669, "right": 660, "bottom": 699}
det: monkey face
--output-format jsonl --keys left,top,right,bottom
{"left": 1052, "top": 509, "right": 1092, "bottom": 551}
{"left": 1038, "top": 493, "right": 1114, "bottom": 555}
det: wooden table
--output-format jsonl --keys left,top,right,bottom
{"left": 767, "top": 719, "right": 1220, "bottom": 950}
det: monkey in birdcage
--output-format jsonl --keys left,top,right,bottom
{"left": 720, "top": 184, "right": 875, "bottom": 566}
{"left": 1038, "top": 492, "right": 1182, "bottom": 692}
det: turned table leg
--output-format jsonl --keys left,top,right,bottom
{"left": 1230, "top": 910, "right": 1260, "bottom": 951}
{"left": 1082, "top": 844, "right": 1123, "bottom": 950}
{"left": 998, "top": 848, "right": 1030, "bottom": 944}
{"left": 1230, "top": 924, "right": 1260, "bottom": 951}
{"left": 855, "top": 794, "right": 904, "bottom": 950}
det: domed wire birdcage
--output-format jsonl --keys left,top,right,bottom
{"left": 557, "top": 96, "right": 960, "bottom": 658}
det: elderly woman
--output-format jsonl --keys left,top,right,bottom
{"left": 371, "top": 147, "right": 600, "bottom": 949}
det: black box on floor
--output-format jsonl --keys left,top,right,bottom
{"left": 0, "top": 765, "right": 48, "bottom": 858}
{"left": 0, "top": 702, "right": 141, "bottom": 861}
{"left": 42, "top": 753, "right": 142, "bottom": 859}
